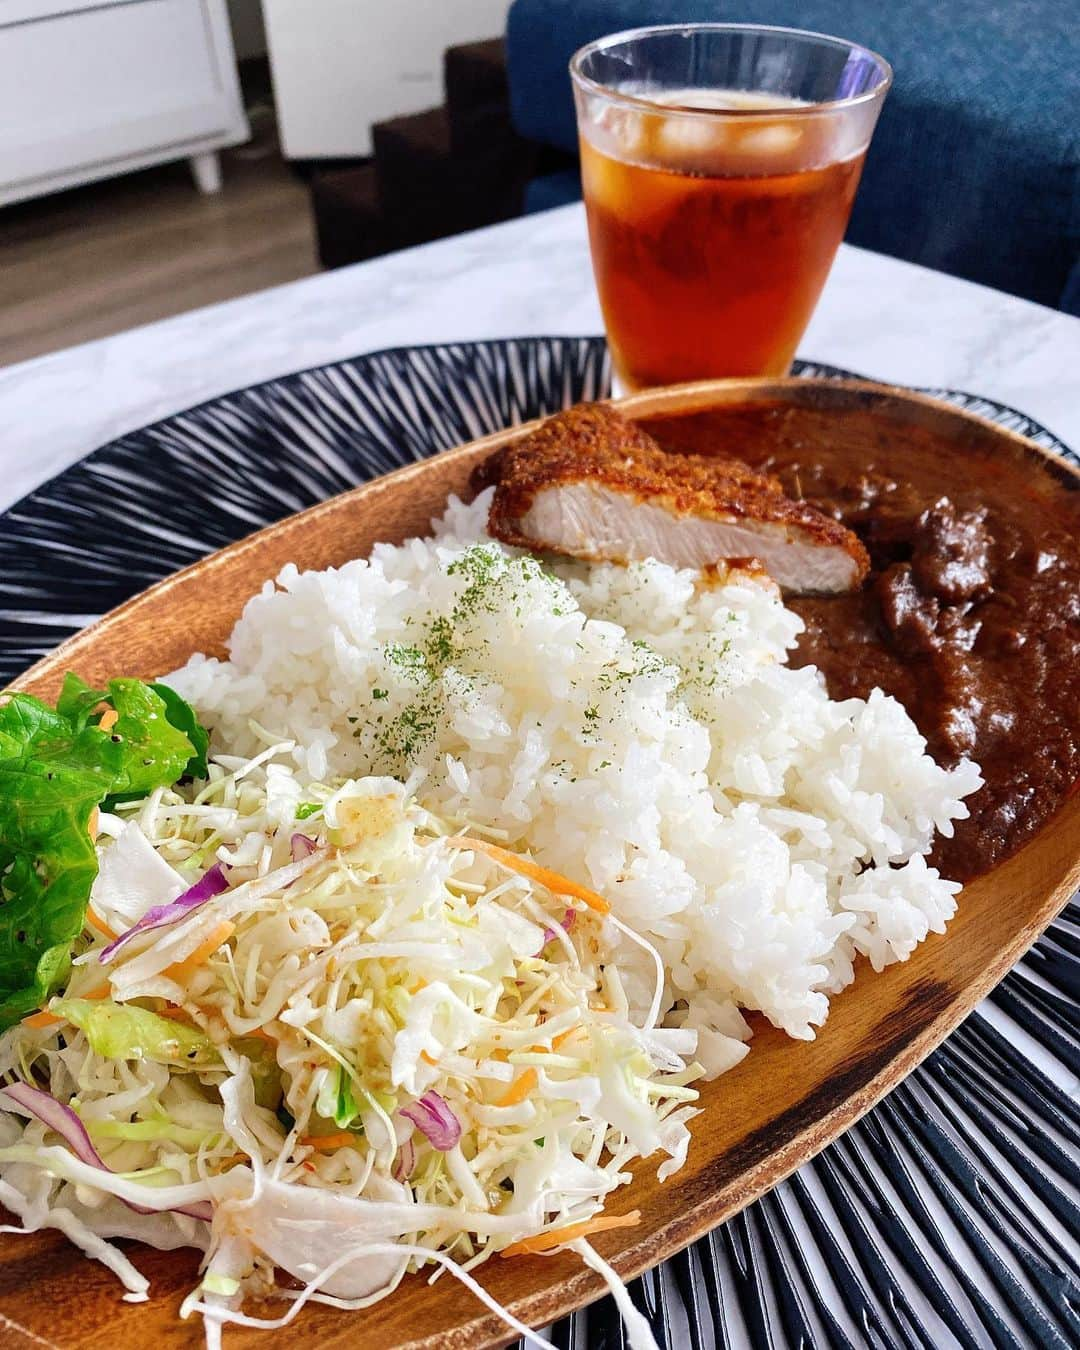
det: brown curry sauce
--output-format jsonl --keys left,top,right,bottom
{"left": 641, "top": 401, "right": 1080, "bottom": 881}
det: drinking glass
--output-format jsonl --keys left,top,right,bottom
{"left": 571, "top": 24, "right": 891, "bottom": 389}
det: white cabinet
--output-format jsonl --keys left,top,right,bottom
{"left": 0, "top": 0, "right": 249, "bottom": 206}
{"left": 263, "top": 0, "right": 511, "bottom": 159}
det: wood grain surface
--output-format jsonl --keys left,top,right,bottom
{"left": 2, "top": 378, "right": 1078, "bottom": 1349}
{"left": 0, "top": 145, "right": 316, "bottom": 369}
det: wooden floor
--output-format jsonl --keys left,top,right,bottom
{"left": 1, "top": 144, "right": 318, "bottom": 368}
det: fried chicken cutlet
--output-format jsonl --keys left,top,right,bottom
{"left": 474, "top": 403, "right": 868, "bottom": 594}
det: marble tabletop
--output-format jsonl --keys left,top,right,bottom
{"left": 2, "top": 201, "right": 1078, "bottom": 513}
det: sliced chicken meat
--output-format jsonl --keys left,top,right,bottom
{"left": 476, "top": 403, "right": 869, "bottom": 594}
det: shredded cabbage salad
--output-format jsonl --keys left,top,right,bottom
{"left": 0, "top": 731, "right": 701, "bottom": 1346}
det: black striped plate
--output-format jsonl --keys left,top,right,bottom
{"left": 1, "top": 337, "right": 1076, "bottom": 1350}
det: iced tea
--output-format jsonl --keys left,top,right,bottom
{"left": 571, "top": 27, "right": 890, "bottom": 389}
{"left": 580, "top": 93, "right": 866, "bottom": 388}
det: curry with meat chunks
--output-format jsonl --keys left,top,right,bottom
{"left": 642, "top": 401, "right": 1080, "bottom": 880}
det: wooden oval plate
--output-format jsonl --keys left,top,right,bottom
{"left": 4, "top": 378, "right": 1079, "bottom": 1349}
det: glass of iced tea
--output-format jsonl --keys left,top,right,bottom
{"left": 571, "top": 24, "right": 891, "bottom": 388}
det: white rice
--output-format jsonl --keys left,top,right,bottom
{"left": 166, "top": 490, "right": 982, "bottom": 1075}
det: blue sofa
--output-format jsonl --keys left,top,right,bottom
{"left": 506, "top": 0, "right": 1080, "bottom": 315}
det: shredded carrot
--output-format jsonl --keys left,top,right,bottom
{"left": 525, "top": 1027, "right": 578, "bottom": 1054}
{"left": 420, "top": 1049, "right": 439, "bottom": 1066}
{"left": 98, "top": 709, "right": 119, "bottom": 732}
{"left": 500, "top": 1209, "right": 642, "bottom": 1258}
{"left": 87, "top": 806, "right": 100, "bottom": 840}
{"left": 488, "top": 1047, "right": 510, "bottom": 1063}
{"left": 445, "top": 837, "right": 610, "bottom": 914}
{"left": 496, "top": 1066, "right": 538, "bottom": 1108}
{"left": 301, "top": 1161, "right": 317, "bottom": 1174}
{"left": 21, "top": 984, "right": 109, "bottom": 1029}
{"left": 163, "top": 921, "right": 235, "bottom": 984}
{"left": 300, "top": 1132, "right": 362, "bottom": 1152}
{"left": 85, "top": 907, "right": 119, "bottom": 942}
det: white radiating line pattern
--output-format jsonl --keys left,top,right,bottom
{"left": 0, "top": 337, "right": 1076, "bottom": 1350}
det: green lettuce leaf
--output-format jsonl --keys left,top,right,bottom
{"left": 151, "top": 682, "right": 210, "bottom": 781}
{"left": 0, "top": 724, "right": 107, "bottom": 1028}
{"left": 55, "top": 672, "right": 109, "bottom": 732}
{"left": 0, "top": 675, "right": 210, "bottom": 1028}
{"left": 56, "top": 674, "right": 203, "bottom": 802}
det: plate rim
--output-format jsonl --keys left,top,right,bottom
{"left": 5, "top": 373, "right": 1079, "bottom": 1348}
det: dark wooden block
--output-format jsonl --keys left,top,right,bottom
{"left": 310, "top": 35, "right": 543, "bottom": 269}
{"left": 445, "top": 38, "right": 510, "bottom": 157}
{"left": 309, "top": 165, "right": 391, "bottom": 270}
{"left": 372, "top": 105, "right": 529, "bottom": 228}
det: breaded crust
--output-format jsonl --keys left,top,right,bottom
{"left": 477, "top": 403, "right": 870, "bottom": 584}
